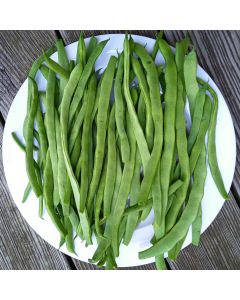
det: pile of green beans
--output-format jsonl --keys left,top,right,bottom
{"left": 12, "top": 32, "right": 229, "bottom": 270}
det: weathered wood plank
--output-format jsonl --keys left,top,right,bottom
{"left": 1, "top": 30, "right": 239, "bottom": 271}
{"left": 59, "top": 30, "right": 159, "bottom": 45}
{"left": 71, "top": 259, "right": 157, "bottom": 270}
{"left": 0, "top": 30, "right": 58, "bottom": 120}
{"left": 167, "top": 192, "right": 240, "bottom": 270}
{"left": 0, "top": 124, "right": 71, "bottom": 269}
{"left": 164, "top": 30, "right": 240, "bottom": 202}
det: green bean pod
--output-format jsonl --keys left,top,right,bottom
{"left": 25, "top": 77, "right": 42, "bottom": 197}
{"left": 43, "top": 51, "right": 70, "bottom": 79}
{"left": 175, "top": 37, "right": 190, "bottom": 82}
{"left": 45, "top": 69, "right": 60, "bottom": 207}
{"left": 187, "top": 85, "right": 207, "bottom": 153}
{"left": 43, "top": 151, "right": 67, "bottom": 237}
{"left": 198, "top": 78, "right": 229, "bottom": 200}
{"left": 157, "top": 38, "right": 177, "bottom": 233}
{"left": 134, "top": 44, "right": 163, "bottom": 220}
{"left": 131, "top": 55, "right": 154, "bottom": 151}
{"left": 56, "top": 39, "right": 70, "bottom": 106}
{"left": 22, "top": 182, "right": 32, "bottom": 203}
{"left": 76, "top": 32, "right": 86, "bottom": 66}
{"left": 152, "top": 30, "right": 164, "bottom": 61}
{"left": 69, "top": 39, "right": 109, "bottom": 125}
{"left": 68, "top": 95, "right": 86, "bottom": 154}
{"left": 123, "top": 35, "right": 150, "bottom": 168}
{"left": 111, "top": 112, "right": 136, "bottom": 257}
{"left": 139, "top": 147, "right": 207, "bottom": 259}
{"left": 60, "top": 63, "right": 92, "bottom": 244}
{"left": 114, "top": 53, "right": 130, "bottom": 163}
{"left": 184, "top": 50, "right": 199, "bottom": 117}
{"left": 32, "top": 79, "right": 48, "bottom": 168}
{"left": 111, "top": 146, "right": 123, "bottom": 212}
{"left": 166, "top": 96, "right": 211, "bottom": 232}
{"left": 192, "top": 203, "right": 202, "bottom": 246}
{"left": 95, "top": 157, "right": 107, "bottom": 237}
{"left": 86, "top": 36, "right": 98, "bottom": 60}
{"left": 123, "top": 148, "right": 141, "bottom": 245}
{"left": 165, "top": 77, "right": 190, "bottom": 232}
{"left": 39, "top": 64, "right": 50, "bottom": 80}
{"left": 189, "top": 96, "right": 212, "bottom": 173}
{"left": 60, "top": 63, "right": 83, "bottom": 212}
{"left": 54, "top": 110, "right": 68, "bottom": 214}
{"left": 80, "top": 73, "right": 97, "bottom": 212}
{"left": 87, "top": 56, "right": 117, "bottom": 213}
{"left": 12, "top": 132, "right": 38, "bottom": 152}
{"left": 103, "top": 105, "right": 117, "bottom": 218}
{"left": 23, "top": 47, "right": 55, "bottom": 141}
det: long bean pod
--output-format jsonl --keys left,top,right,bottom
{"left": 43, "top": 151, "right": 67, "bottom": 237}
{"left": 69, "top": 39, "right": 109, "bottom": 125}
{"left": 56, "top": 39, "right": 69, "bottom": 106}
{"left": 166, "top": 96, "right": 211, "bottom": 232}
{"left": 111, "top": 111, "right": 136, "bottom": 257}
{"left": 123, "top": 35, "right": 150, "bottom": 168}
{"left": 198, "top": 78, "right": 229, "bottom": 199}
{"left": 80, "top": 73, "right": 97, "bottom": 212}
{"left": 139, "top": 147, "right": 207, "bottom": 259}
{"left": 114, "top": 53, "right": 130, "bottom": 163}
{"left": 103, "top": 105, "right": 117, "bottom": 217}
{"left": 165, "top": 77, "right": 190, "bottom": 232}
{"left": 131, "top": 55, "right": 154, "bottom": 151}
{"left": 158, "top": 38, "right": 177, "bottom": 233}
{"left": 25, "top": 77, "right": 42, "bottom": 197}
{"left": 86, "top": 56, "right": 117, "bottom": 213}
{"left": 45, "top": 69, "right": 60, "bottom": 207}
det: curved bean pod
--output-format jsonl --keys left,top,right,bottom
{"left": 131, "top": 55, "right": 154, "bottom": 151}
{"left": 165, "top": 77, "right": 190, "bottom": 232}
{"left": 43, "top": 51, "right": 70, "bottom": 79}
{"left": 166, "top": 96, "right": 211, "bottom": 232}
{"left": 43, "top": 151, "right": 67, "bottom": 237}
{"left": 198, "top": 78, "right": 229, "bottom": 199}
{"left": 25, "top": 77, "right": 42, "bottom": 197}
{"left": 139, "top": 147, "right": 207, "bottom": 259}
{"left": 69, "top": 39, "right": 109, "bottom": 125}
{"left": 123, "top": 36, "right": 150, "bottom": 168}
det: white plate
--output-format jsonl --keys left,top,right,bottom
{"left": 2, "top": 34, "right": 236, "bottom": 267}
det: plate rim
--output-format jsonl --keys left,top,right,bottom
{"left": 2, "top": 33, "right": 237, "bottom": 267}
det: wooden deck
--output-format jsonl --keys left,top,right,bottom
{"left": 0, "top": 30, "right": 239, "bottom": 270}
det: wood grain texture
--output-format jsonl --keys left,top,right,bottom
{"left": 0, "top": 30, "right": 58, "bottom": 120}
{"left": 0, "top": 124, "right": 72, "bottom": 269}
{"left": 72, "top": 260, "right": 157, "bottom": 270}
{"left": 0, "top": 30, "right": 239, "bottom": 270}
{"left": 59, "top": 30, "right": 159, "bottom": 44}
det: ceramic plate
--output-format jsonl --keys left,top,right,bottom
{"left": 2, "top": 34, "right": 236, "bottom": 267}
